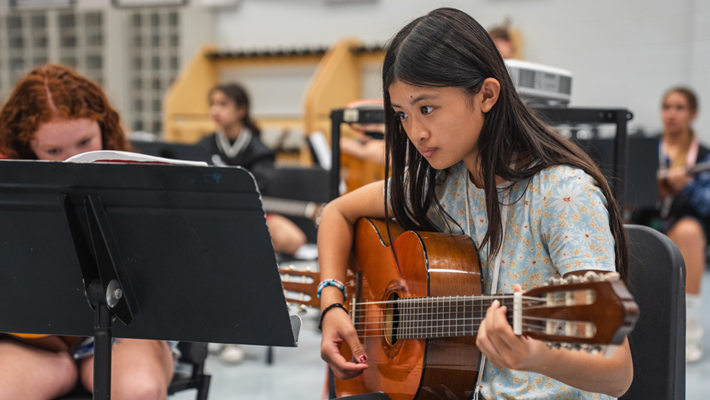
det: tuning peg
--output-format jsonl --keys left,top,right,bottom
{"left": 582, "top": 344, "right": 596, "bottom": 354}
{"left": 603, "top": 272, "right": 620, "bottom": 282}
{"left": 567, "top": 275, "right": 583, "bottom": 284}
{"left": 586, "top": 344, "right": 604, "bottom": 355}
{"left": 603, "top": 345, "right": 618, "bottom": 358}
{"left": 586, "top": 272, "right": 604, "bottom": 282}
{"left": 546, "top": 276, "right": 567, "bottom": 286}
{"left": 546, "top": 341, "right": 561, "bottom": 349}
{"left": 287, "top": 265, "right": 295, "bottom": 270}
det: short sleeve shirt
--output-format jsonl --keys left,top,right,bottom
{"left": 431, "top": 161, "right": 617, "bottom": 400}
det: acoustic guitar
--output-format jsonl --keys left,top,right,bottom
{"left": 6, "top": 334, "right": 84, "bottom": 352}
{"left": 331, "top": 218, "right": 639, "bottom": 400}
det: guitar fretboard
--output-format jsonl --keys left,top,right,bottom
{"left": 362, "top": 296, "right": 518, "bottom": 340}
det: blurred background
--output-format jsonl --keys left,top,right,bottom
{"left": 0, "top": 1, "right": 707, "bottom": 399}
{"left": 0, "top": 0, "right": 706, "bottom": 147}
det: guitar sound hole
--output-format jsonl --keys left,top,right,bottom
{"left": 384, "top": 292, "right": 400, "bottom": 346}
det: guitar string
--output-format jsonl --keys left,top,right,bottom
{"left": 350, "top": 317, "right": 545, "bottom": 326}
{"left": 348, "top": 295, "right": 548, "bottom": 306}
{"left": 354, "top": 322, "right": 546, "bottom": 333}
{"left": 353, "top": 321, "right": 576, "bottom": 336}
{"left": 348, "top": 302, "right": 561, "bottom": 315}
{"left": 349, "top": 315, "right": 568, "bottom": 327}
{"left": 353, "top": 327, "right": 547, "bottom": 337}
{"left": 347, "top": 303, "right": 547, "bottom": 314}
{"left": 352, "top": 324, "right": 549, "bottom": 338}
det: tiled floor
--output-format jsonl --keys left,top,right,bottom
{"left": 171, "top": 266, "right": 710, "bottom": 400}
{"left": 685, "top": 270, "right": 710, "bottom": 399}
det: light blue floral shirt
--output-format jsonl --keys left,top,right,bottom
{"left": 428, "top": 161, "right": 617, "bottom": 400}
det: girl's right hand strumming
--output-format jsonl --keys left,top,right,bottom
{"left": 317, "top": 182, "right": 385, "bottom": 379}
{"left": 320, "top": 303, "right": 369, "bottom": 379}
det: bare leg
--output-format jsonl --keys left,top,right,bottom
{"left": 80, "top": 339, "right": 174, "bottom": 400}
{"left": 267, "top": 214, "right": 307, "bottom": 255}
{"left": 666, "top": 217, "right": 706, "bottom": 295}
{"left": 667, "top": 217, "right": 706, "bottom": 362}
{"left": 0, "top": 339, "right": 78, "bottom": 400}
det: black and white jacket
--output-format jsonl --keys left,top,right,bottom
{"left": 197, "top": 129, "right": 276, "bottom": 194}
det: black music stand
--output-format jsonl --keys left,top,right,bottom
{"left": 0, "top": 160, "right": 300, "bottom": 400}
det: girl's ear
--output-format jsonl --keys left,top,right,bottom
{"left": 691, "top": 109, "right": 699, "bottom": 122}
{"left": 479, "top": 78, "right": 501, "bottom": 113}
{"left": 236, "top": 105, "right": 248, "bottom": 120}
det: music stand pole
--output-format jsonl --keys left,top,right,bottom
{"left": 89, "top": 280, "right": 113, "bottom": 399}
{"left": 61, "top": 194, "right": 141, "bottom": 400}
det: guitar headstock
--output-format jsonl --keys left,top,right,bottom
{"left": 519, "top": 271, "right": 638, "bottom": 355}
{"left": 279, "top": 265, "right": 321, "bottom": 311}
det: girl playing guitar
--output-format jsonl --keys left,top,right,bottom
{"left": 635, "top": 87, "right": 707, "bottom": 363}
{"left": 317, "top": 8, "right": 633, "bottom": 399}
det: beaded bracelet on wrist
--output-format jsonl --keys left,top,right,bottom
{"left": 317, "top": 279, "right": 348, "bottom": 301}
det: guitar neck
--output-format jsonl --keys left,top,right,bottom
{"left": 659, "top": 161, "right": 710, "bottom": 179}
{"left": 261, "top": 197, "right": 318, "bottom": 220}
{"left": 360, "top": 295, "right": 516, "bottom": 340}
{"left": 687, "top": 161, "right": 710, "bottom": 175}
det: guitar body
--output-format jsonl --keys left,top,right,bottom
{"left": 334, "top": 218, "right": 482, "bottom": 400}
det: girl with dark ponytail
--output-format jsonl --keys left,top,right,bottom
{"left": 317, "top": 7, "right": 632, "bottom": 399}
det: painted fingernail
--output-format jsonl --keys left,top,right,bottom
{"left": 359, "top": 355, "right": 367, "bottom": 363}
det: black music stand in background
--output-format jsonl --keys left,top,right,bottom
{"left": 329, "top": 107, "right": 385, "bottom": 201}
{"left": 0, "top": 160, "right": 300, "bottom": 400}
{"left": 535, "top": 108, "right": 634, "bottom": 209}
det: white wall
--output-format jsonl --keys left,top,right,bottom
{"left": 213, "top": 0, "right": 710, "bottom": 141}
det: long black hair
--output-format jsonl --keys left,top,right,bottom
{"left": 383, "top": 8, "right": 629, "bottom": 283}
{"left": 209, "top": 83, "right": 261, "bottom": 136}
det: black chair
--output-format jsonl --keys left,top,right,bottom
{"left": 56, "top": 342, "right": 211, "bottom": 400}
{"left": 621, "top": 224, "right": 685, "bottom": 400}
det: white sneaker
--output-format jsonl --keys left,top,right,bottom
{"left": 207, "top": 342, "right": 224, "bottom": 355}
{"left": 219, "top": 344, "right": 245, "bottom": 364}
{"left": 686, "top": 326, "right": 703, "bottom": 363}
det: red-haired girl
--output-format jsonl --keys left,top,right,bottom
{"left": 0, "top": 64, "right": 174, "bottom": 400}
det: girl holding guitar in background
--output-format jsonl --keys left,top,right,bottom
{"left": 317, "top": 8, "right": 633, "bottom": 400}
{"left": 0, "top": 64, "right": 174, "bottom": 400}
{"left": 634, "top": 87, "right": 707, "bottom": 363}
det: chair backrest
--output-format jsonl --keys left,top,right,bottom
{"left": 621, "top": 224, "right": 685, "bottom": 400}
{"left": 265, "top": 167, "right": 330, "bottom": 243}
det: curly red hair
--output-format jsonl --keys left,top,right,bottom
{"left": 0, "top": 64, "right": 130, "bottom": 159}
